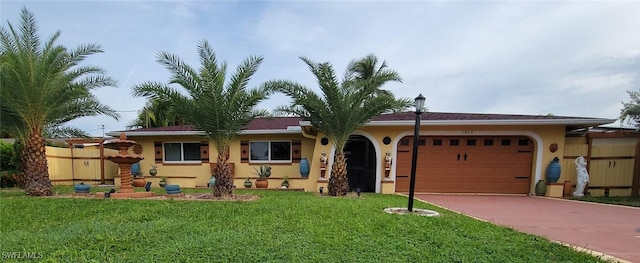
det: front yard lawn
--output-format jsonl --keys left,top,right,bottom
{"left": 0, "top": 187, "right": 604, "bottom": 262}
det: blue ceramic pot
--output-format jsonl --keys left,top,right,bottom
{"left": 545, "top": 157, "right": 561, "bottom": 183}
{"left": 74, "top": 183, "right": 91, "bottom": 193}
{"left": 299, "top": 158, "right": 310, "bottom": 178}
{"left": 165, "top": 185, "right": 181, "bottom": 192}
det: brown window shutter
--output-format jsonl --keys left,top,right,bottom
{"left": 292, "top": 140, "right": 301, "bottom": 163}
{"left": 154, "top": 142, "right": 163, "bottom": 163}
{"left": 201, "top": 141, "right": 209, "bottom": 163}
{"left": 240, "top": 140, "right": 249, "bottom": 163}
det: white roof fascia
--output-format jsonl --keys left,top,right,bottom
{"left": 105, "top": 131, "right": 206, "bottom": 137}
{"left": 366, "top": 118, "right": 616, "bottom": 126}
{"left": 240, "top": 129, "right": 301, "bottom": 135}
{"left": 107, "top": 129, "right": 302, "bottom": 137}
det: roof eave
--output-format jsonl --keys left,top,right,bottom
{"left": 105, "top": 131, "right": 206, "bottom": 137}
{"left": 106, "top": 129, "right": 302, "bottom": 137}
{"left": 240, "top": 129, "right": 302, "bottom": 135}
{"left": 366, "top": 118, "right": 616, "bottom": 126}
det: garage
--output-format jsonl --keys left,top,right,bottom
{"left": 395, "top": 136, "right": 533, "bottom": 194}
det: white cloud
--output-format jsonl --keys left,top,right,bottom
{"left": 1, "top": 1, "right": 638, "bottom": 136}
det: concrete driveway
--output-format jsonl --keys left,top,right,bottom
{"left": 414, "top": 194, "right": 640, "bottom": 263}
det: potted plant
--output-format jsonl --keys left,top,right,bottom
{"left": 281, "top": 175, "right": 290, "bottom": 188}
{"left": 149, "top": 164, "right": 158, "bottom": 176}
{"left": 159, "top": 176, "right": 167, "bottom": 188}
{"left": 253, "top": 165, "right": 271, "bottom": 188}
{"left": 132, "top": 171, "right": 146, "bottom": 187}
{"left": 74, "top": 182, "right": 91, "bottom": 193}
{"left": 244, "top": 178, "right": 252, "bottom": 188}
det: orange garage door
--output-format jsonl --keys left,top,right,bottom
{"left": 395, "top": 136, "right": 533, "bottom": 194}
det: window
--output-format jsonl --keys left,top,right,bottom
{"left": 250, "top": 141, "right": 291, "bottom": 162}
{"left": 466, "top": 139, "right": 477, "bottom": 146}
{"left": 450, "top": 139, "right": 460, "bottom": 146}
{"left": 501, "top": 139, "right": 511, "bottom": 146}
{"left": 433, "top": 139, "right": 442, "bottom": 146}
{"left": 484, "top": 139, "right": 493, "bottom": 146}
{"left": 164, "top": 142, "right": 201, "bottom": 163}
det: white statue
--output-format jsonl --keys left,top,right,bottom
{"left": 572, "top": 156, "right": 590, "bottom": 197}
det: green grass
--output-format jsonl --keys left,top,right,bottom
{"left": 0, "top": 187, "right": 604, "bottom": 262}
{"left": 572, "top": 195, "right": 640, "bottom": 207}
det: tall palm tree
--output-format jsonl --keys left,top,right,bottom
{"left": 266, "top": 56, "right": 402, "bottom": 196}
{"left": 127, "top": 98, "right": 184, "bottom": 129}
{"left": 345, "top": 54, "right": 412, "bottom": 112}
{"left": 0, "top": 8, "right": 119, "bottom": 196}
{"left": 132, "top": 40, "right": 271, "bottom": 197}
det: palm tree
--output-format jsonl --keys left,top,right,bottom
{"left": 620, "top": 89, "right": 640, "bottom": 128}
{"left": 266, "top": 56, "right": 402, "bottom": 196}
{"left": 127, "top": 98, "right": 185, "bottom": 129}
{"left": 0, "top": 8, "right": 119, "bottom": 196}
{"left": 345, "top": 54, "right": 412, "bottom": 112}
{"left": 132, "top": 40, "right": 271, "bottom": 197}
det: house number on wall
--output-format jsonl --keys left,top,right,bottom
{"left": 461, "top": 130, "right": 474, "bottom": 135}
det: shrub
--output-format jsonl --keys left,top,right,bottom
{"left": 0, "top": 171, "right": 17, "bottom": 188}
{"left": 0, "top": 141, "right": 17, "bottom": 171}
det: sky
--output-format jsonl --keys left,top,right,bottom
{"left": 1, "top": 1, "right": 639, "bottom": 137}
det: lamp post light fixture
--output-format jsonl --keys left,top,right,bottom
{"left": 408, "top": 94, "right": 426, "bottom": 212}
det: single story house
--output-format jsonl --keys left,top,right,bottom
{"left": 106, "top": 112, "right": 640, "bottom": 196}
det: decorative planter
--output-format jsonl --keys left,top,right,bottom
{"left": 159, "top": 181, "right": 167, "bottom": 188}
{"left": 149, "top": 169, "right": 157, "bottom": 176}
{"left": 244, "top": 181, "right": 252, "bottom": 188}
{"left": 165, "top": 184, "right": 181, "bottom": 194}
{"left": 132, "top": 177, "right": 146, "bottom": 187}
{"left": 299, "top": 158, "right": 310, "bottom": 178}
{"left": 545, "top": 157, "right": 561, "bottom": 183}
{"left": 74, "top": 183, "right": 91, "bottom": 193}
{"left": 281, "top": 181, "right": 289, "bottom": 188}
{"left": 535, "top": 180, "right": 546, "bottom": 196}
{"left": 255, "top": 178, "right": 268, "bottom": 188}
{"left": 131, "top": 162, "right": 141, "bottom": 175}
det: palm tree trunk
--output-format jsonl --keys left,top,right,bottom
{"left": 328, "top": 152, "right": 349, "bottom": 196}
{"left": 212, "top": 153, "right": 233, "bottom": 197}
{"left": 22, "top": 130, "right": 53, "bottom": 196}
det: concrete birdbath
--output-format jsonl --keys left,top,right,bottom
{"left": 104, "top": 132, "right": 154, "bottom": 198}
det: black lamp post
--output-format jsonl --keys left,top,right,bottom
{"left": 408, "top": 94, "right": 426, "bottom": 212}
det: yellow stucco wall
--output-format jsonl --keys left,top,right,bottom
{"left": 120, "top": 123, "right": 573, "bottom": 194}
{"left": 36, "top": 122, "right": 584, "bottom": 195}
{"left": 126, "top": 134, "right": 319, "bottom": 190}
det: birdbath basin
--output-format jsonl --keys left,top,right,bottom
{"left": 104, "top": 132, "right": 154, "bottom": 198}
